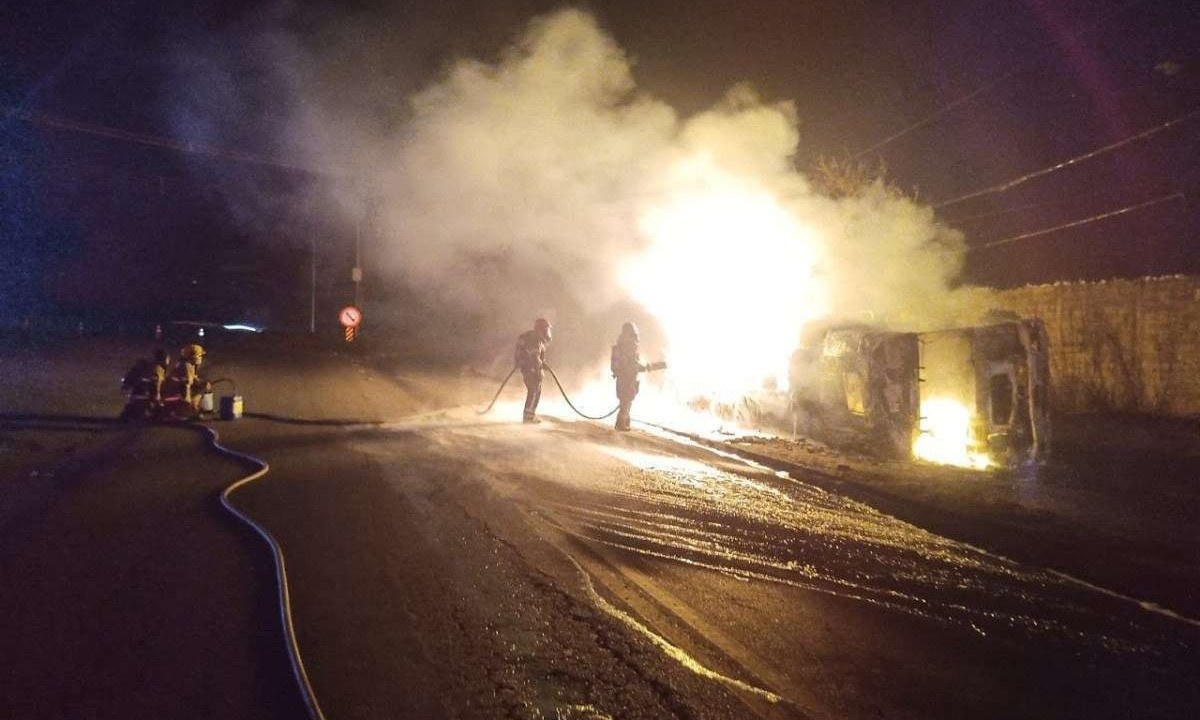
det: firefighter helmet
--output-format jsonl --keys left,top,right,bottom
{"left": 621, "top": 321, "right": 639, "bottom": 340}
{"left": 534, "top": 318, "right": 552, "bottom": 342}
{"left": 181, "top": 344, "right": 205, "bottom": 363}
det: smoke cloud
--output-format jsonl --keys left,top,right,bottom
{"left": 174, "top": 6, "right": 991, "bottom": 382}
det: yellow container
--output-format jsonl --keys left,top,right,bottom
{"left": 219, "top": 395, "right": 244, "bottom": 420}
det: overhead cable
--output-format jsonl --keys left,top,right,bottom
{"left": 967, "top": 191, "right": 1184, "bottom": 252}
{"left": 852, "top": 6, "right": 1148, "bottom": 162}
{"left": 947, "top": 197, "right": 1072, "bottom": 224}
{"left": 935, "top": 109, "right": 1199, "bottom": 209}
{"left": 3, "top": 106, "right": 343, "bottom": 177}
{"left": 851, "top": 74, "right": 1011, "bottom": 160}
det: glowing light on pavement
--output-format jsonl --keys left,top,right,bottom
{"left": 598, "top": 446, "right": 724, "bottom": 479}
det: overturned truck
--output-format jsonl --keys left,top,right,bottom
{"left": 789, "top": 320, "right": 1051, "bottom": 466}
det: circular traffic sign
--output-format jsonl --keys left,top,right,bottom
{"left": 339, "top": 305, "right": 363, "bottom": 328}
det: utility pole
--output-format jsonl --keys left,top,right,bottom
{"left": 353, "top": 217, "right": 362, "bottom": 309}
{"left": 352, "top": 192, "right": 368, "bottom": 315}
{"left": 310, "top": 228, "right": 317, "bottom": 334}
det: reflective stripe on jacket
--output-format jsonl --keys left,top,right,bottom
{"left": 161, "top": 360, "right": 199, "bottom": 403}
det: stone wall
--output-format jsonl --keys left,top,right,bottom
{"left": 994, "top": 276, "right": 1200, "bottom": 416}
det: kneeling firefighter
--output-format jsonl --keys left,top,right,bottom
{"left": 160, "top": 344, "right": 210, "bottom": 420}
{"left": 120, "top": 349, "right": 171, "bottom": 421}
{"left": 515, "top": 318, "right": 552, "bottom": 423}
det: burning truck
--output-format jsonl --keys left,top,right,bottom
{"left": 788, "top": 319, "right": 1051, "bottom": 468}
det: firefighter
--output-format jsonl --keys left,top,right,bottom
{"left": 514, "top": 318, "right": 552, "bottom": 423}
{"left": 611, "top": 321, "right": 647, "bottom": 431}
{"left": 160, "top": 344, "right": 209, "bottom": 420}
{"left": 120, "top": 349, "right": 171, "bottom": 421}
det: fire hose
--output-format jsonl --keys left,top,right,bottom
{"left": 157, "top": 357, "right": 661, "bottom": 719}
{"left": 478, "top": 362, "right": 665, "bottom": 421}
{"left": 476, "top": 366, "right": 518, "bottom": 415}
{"left": 546, "top": 365, "right": 620, "bottom": 420}
{"left": 196, "top": 425, "right": 328, "bottom": 720}
{"left": 209, "top": 377, "right": 236, "bottom": 393}
{"left": 477, "top": 365, "right": 619, "bottom": 420}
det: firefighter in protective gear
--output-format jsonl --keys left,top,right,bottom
{"left": 120, "top": 349, "right": 171, "bottom": 421}
{"left": 611, "top": 322, "right": 647, "bottom": 431}
{"left": 514, "top": 318, "right": 552, "bottom": 423}
{"left": 160, "top": 344, "right": 209, "bottom": 420}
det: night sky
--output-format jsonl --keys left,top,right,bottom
{"left": 3, "top": 0, "right": 1197, "bottom": 326}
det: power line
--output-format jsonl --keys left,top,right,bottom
{"left": 851, "top": 73, "right": 1011, "bottom": 160}
{"left": 849, "top": 1, "right": 1154, "bottom": 164}
{"left": 25, "top": 154, "right": 171, "bottom": 185}
{"left": 3, "top": 106, "right": 343, "bottom": 177}
{"left": 966, "top": 191, "right": 1184, "bottom": 252}
{"left": 947, "top": 197, "right": 1071, "bottom": 224}
{"left": 944, "top": 179, "right": 1168, "bottom": 224}
{"left": 935, "top": 109, "right": 1200, "bottom": 209}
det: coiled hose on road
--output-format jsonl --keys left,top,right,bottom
{"left": 196, "top": 425, "right": 329, "bottom": 720}
{"left": 478, "top": 365, "right": 619, "bottom": 421}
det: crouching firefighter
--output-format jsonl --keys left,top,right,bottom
{"left": 160, "top": 344, "right": 210, "bottom": 420}
{"left": 515, "top": 318, "right": 552, "bottom": 423}
{"left": 120, "top": 349, "right": 171, "bottom": 421}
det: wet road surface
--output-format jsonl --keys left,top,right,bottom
{"left": 4, "top": 338, "right": 1196, "bottom": 719}
{"left": 0, "top": 422, "right": 309, "bottom": 720}
{"left": 227, "top": 409, "right": 1199, "bottom": 720}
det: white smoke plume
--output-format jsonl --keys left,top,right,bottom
{"left": 178, "top": 7, "right": 991, "bottom": 388}
{"left": 371, "top": 11, "right": 676, "bottom": 315}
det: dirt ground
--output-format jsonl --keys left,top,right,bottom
{"left": 712, "top": 412, "right": 1200, "bottom": 619}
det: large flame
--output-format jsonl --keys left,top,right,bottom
{"left": 621, "top": 157, "right": 826, "bottom": 402}
{"left": 913, "top": 397, "right": 990, "bottom": 469}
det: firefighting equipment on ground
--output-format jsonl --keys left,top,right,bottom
{"left": 120, "top": 343, "right": 243, "bottom": 422}
{"left": 215, "top": 380, "right": 245, "bottom": 420}
{"left": 199, "top": 425, "right": 327, "bottom": 720}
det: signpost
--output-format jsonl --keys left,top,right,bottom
{"left": 340, "top": 305, "right": 362, "bottom": 343}
{"left": 339, "top": 305, "right": 362, "bottom": 328}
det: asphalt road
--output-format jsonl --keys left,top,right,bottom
{"left": 2, "top": 334, "right": 1198, "bottom": 719}
{"left": 221, "top": 406, "right": 1198, "bottom": 720}
{"left": 0, "top": 421, "right": 308, "bottom": 719}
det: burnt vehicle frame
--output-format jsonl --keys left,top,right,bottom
{"left": 789, "top": 320, "right": 1051, "bottom": 464}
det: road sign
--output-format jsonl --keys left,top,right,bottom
{"left": 344, "top": 326, "right": 357, "bottom": 343}
{"left": 339, "top": 305, "right": 362, "bottom": 328}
